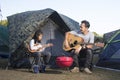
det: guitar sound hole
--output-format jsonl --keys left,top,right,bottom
{"left": 74, "top": 40, "right": 78, "bottom": 45}
{"left": 70, "top": 40, "right": 78, "bottom": 47}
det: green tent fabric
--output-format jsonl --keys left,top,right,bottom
{"left": 97, "top": 29, "right": 120, "bottom": 70}
{"left": 0, "top": 26, "right": 9, "bottom": 46}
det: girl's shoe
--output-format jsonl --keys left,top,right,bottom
{"left": 40, "top": 65, "right": 46, "bottom": 73}
{"left": 33, "top": 65, "right": 39, "bottom": 73}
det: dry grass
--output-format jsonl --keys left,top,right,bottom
{"left": 0, "top": 67, "right": 120, "bottom": 80}
{"left": 0, "top": 54, "right": 120, "bottom": 80}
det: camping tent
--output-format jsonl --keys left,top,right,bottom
{"left": 96, "top": 29, "right": 120, "bottom": 70}
{"left": 0, "top": 26, "right": 8, "bottom": 46}
{"left": 0, "top": 26, "right": 9, "bottom": 58}
{"left": 7, "top": 8, "right": 80, "bottom": 67}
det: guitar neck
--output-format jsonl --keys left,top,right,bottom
{"left": 42, "top": 43, "right": 53, "bottom": 48}
{"left": 42, "top": 44, "right": 48, "bottom": 48}
{"left": 78, "top": 42, "right": 104, "bottom": 47}
{"left": 78, "top": 42, "right": 94, "bottom": 45}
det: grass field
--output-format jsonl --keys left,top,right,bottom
{"left": 0, "top": 58, "right": 120, "bottom": 80}
{"left": 0, "top": 52, "right": 120, "bottom": 80}
{"left": 0, "top": 68, "right": 120, "bottom": 80}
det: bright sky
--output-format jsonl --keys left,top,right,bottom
{"left": 0, "top": 0, "right": 120, "bottom": 34}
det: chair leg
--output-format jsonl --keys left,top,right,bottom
{"left": 28, "top": 57, "right": 36, "bottom": 71}
{"left": 5, "top": 62, "right": 10, "bottom": 70}
{"left": 28, "top": 56, "right": 45, "bottom": 72}
{"left": 5, "top": 54, "right": 11, "bottom": 70}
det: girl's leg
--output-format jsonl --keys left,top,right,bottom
{"left": 41, "top": 51, "right": 51, "bottom": 65}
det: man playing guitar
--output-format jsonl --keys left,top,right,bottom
{"left": 64, "top": 20, "right": 94, "bottom": 74}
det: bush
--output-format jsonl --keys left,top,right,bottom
{"left": 0, "top": 20, "right": 8, "bottom": 26}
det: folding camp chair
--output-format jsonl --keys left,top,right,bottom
{"left": 91, "top": 47, "right": 103, "bottom": 70}
{"left": 26, "top": 45, "right": 45, "bottom": 71}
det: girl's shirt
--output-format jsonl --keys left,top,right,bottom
{"left": 30, "top": 39, "right": 45, "bottom": 52}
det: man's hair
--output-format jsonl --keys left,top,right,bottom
{"left": 32, "top": 30, "right": 43, "bottom": 43}
{"left": 81, "top": 20, "right": 90, "bottom": 28}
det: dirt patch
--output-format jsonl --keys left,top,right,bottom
{"left": 0, "top": 68, "right": 120, "bottom": 80}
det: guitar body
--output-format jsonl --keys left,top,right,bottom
{"left": 27, "top": 45, "right": 37, "bottom": 53}
{"left": 28, "top": 43, "right": 53, "bottom": 53}
{"left": 63, "top": 33, "right": 84, "bottom": 51}
{"left": 63, "top": 33, "right": 104, "bottom": 51}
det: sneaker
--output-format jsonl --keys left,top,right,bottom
{"left": 32, "top": 65, "right": 39, "bottom": 74}
{"left": 40, "top": 65, "right": 46, "bottom": 73}
{"left": 84, "top": 68, "right": 92, "bottom": 74}
{"left": 70, "top": 67, "right": 79, "bottom": 72}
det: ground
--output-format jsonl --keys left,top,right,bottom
{"left": 0, "top": 53, "right": 120, "bottom": 80}
{"left": 0, "top": 68, "right": 120, "bottom": 80}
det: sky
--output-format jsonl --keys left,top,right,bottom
{"left": 0, "top": 0, "right": 120, "bottom": 34}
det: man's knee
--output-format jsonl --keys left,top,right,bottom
{"left": 86, "top": 49, "right": 93, "bottom": 56}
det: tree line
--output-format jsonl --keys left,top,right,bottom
{"left": 0, "top": 19, "right": 8, "bottom": 26}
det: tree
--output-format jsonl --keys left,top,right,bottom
{"left": 0, "top": 19, "right": 8, "bottom": 26}
{"left": 92, "top": 32, "right": 104, "bottom": 42}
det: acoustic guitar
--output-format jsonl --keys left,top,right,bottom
{"left": 63, "top": 33, "right": 104, "bottom": 51}
{"left": 28, "top": 43, "right": 53, "bottom": 53}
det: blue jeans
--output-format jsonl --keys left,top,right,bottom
{"left": 31, "top": 51, "right": 51, "bottom": 66}
{"left": 69, "top": 48, "right": 93, "bottom": 69}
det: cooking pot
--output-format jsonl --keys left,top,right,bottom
{"left": 56, "top": 56, "right": 73, "bottom": 68}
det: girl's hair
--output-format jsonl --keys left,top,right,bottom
{"left": 32, "top": 30, "right": 43, "bottom": 43}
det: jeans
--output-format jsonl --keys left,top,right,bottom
{"left": 69, "top": 48, "right": 93, "bottom": 69}
{"left": 79, "top": 48, "right": 93, "bottom": 68}
{"left": 30, "top": 51, "right": 51, "bottom": 66}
